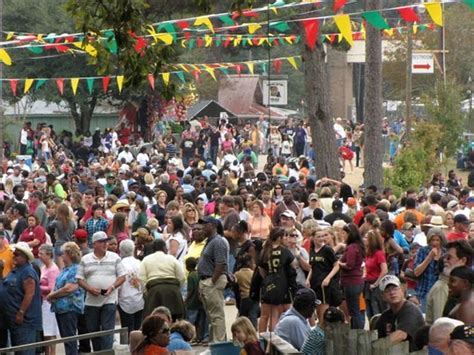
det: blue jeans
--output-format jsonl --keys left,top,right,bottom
{"left": 224, "top": 254, "right": 236, "bottom": 300}
{"left": 84, "top": 304, "right": 116, "bottom": 351}
{"left": 56, "top": 312, "right": 79, "bottom": 355}
{"left": 240, "top": 298, "right": 260, "bottom": 328}
{"left": 10, "top": 325, "right": 37, "bottom": 355}
{"left": 187, "top": 308, "right": 208, "bottom": 341}
{"left": 344, "top": 283, "right": 365, "bottom": 329}
{"left": 210, "top": 146, "right": 219, "bottom": 164}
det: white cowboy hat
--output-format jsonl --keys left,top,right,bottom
{"left": 14, "top": 242, "right": 34, "bottom": 261}
{"left": 111, "top": 199, "right": 130, "bottom": 213}
{"left": 423, "top": 215, "right": 448, "bottom": 229}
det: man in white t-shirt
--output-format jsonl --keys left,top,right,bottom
{"left": 333, "top": 117, "right": 346, "bottom": 147}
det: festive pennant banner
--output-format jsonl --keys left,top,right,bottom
{"left": 116, "top": 75, "right": 124, "bottom": 93}
{"left": 102, "top": 76, "right": 110, "bottom": 93}
{"left": 464, "top": 0, "right": 474, "bottom": 9}
{"left": 86, "top": 78, "right": 94, "bottom": 94}
{"left": 333, "top": 0, "right": 347, "bottom": 13}
{"left": 10, "top": 80, "right": 17, "bottom": 96}
{"left": 71, "top": 78, "right": 80, "bottom": 95}
{"left": 162, "top": 72, "right": 170, "bottom": 86}
{"left": 23, "top": 79, "right": 34, "bottom": 94}
{"left": 0, "top": 49, "right": 12, "bottom": 66}
{"left": 147, "top": 73, "right": 155, "bottom": 90}
{"left": 425, "top": 3, "right": 443, "bottom": 26}
{"left": 362, "top": 11, "right": 390, "bottom": 30}
{"left": 398, "top": 7, "right": 421, "bottom": 23}
{"left": 55, "top": 79, "right": 64, "bottom": 95}
{"left": 35, "top": 79, "right": 46, "bottom": 90}
{"left": 334, "top": 14, "right": 353, "bottom": 46}
{"left": 302, "top": 19, "right": 319, "bottom": 50}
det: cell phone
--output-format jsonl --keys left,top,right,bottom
{"left": 100, "top": 289, "right": 107, "bottom": 295}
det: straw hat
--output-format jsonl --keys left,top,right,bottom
{"left": 14, "top": 242, "right": 34, "bottom": 261}
{"left": 423, "top": 215, "right": 448, "bottom": 229}
{"left": 111, "top": 199, "right": 130, "bottom": 213}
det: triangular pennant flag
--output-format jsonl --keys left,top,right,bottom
{"left": 273, "top": 59, "right": 282, "bottom": 73}
{"left": 102, "top": 76, "right": 110, "bottom": 93}
{"left": 384, "top": 28, "right": 395, "bottom": 37}
{"left": 176, "top": 71, "right": 186, "bottom": 83}
{"left": 27, "top": 46, "right": 43, "bottom": 54}
{"left": 194, "top": 16, "right": 214, "bottom": 33}
{"left": 334, "top": 14, "right": 353, "bottom": 46}
{"left": 246, "top": 63, "right": 254, "bottom": 75}
{"left": 260, "top": 62, "right": 268, "bottom": 74}
{"left": 235, "top": 64, "right": 241, "bottom": 75}
{"left": 116, "top": 75, "right": 124, "bottom": 93}
{"left": 192, "top": 70, "right": 200, "bottom": 81}
{"left": 35, "top": 79, "right": 46, "bottom": 90}
{"left": 425, "top": 3, "right": 443, "bottom": 26}
{"left": 333, "top": 0, "right": 347, "bottom": 13}
{"left": 204, "top": 66, "right": 217, "bottom": 81}
{"left": 218, "top": 15, "right": 234, "bottom": 25}
{"left": 86, "top": 78, "right": 94, "bottom": 94}
{"left": 398, "top": 7, "right": 421, "bottom": 23}
{"left": 71, "top": 78, "right": 80, "bottom": 95}
{"left": 270, "top": 21, "right": 290, "bottom": 32}
{"left": 157, "top": 23, "right": 177, "bottom": 40}
{"left": 24, "top": 79, "right": 34, "bottom": 94}
{"left": 218, "top": 67, "right": 229, "bottom": 75}
{"left": 10, "top": 80, "right": 17, "bottom": 96}
{"left": 302, "top": 19, "right": 319, "bottom": 50}
{"left": 162, "top": 73, "right": 170, "bottom": 86}
{"left": 464, "top": 0, "right": 474, "bottom": 9}
{"left": 147, "top": 74, "right": 155, "bottom": 90}
{"left": 413, "top": 24, "right": 418, "bottom": 34}
{"left": 55, "top": 79, "right": 64, "bottom": 95}
{"left": 204, "top": 35, "right": 213, "bottom": 47}
{"left": 248, "top": 24, "right": 262, "bottom": 34}
{"left": 0, "top": 49, "right": 12, "bottom": 66}
{"left": 287, "top": 57, "right": 298, "bottom": 70}
{"left": 362, "top": 11, "right": 390, "bottom": 30}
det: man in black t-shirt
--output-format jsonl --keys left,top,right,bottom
{"left": 375, "top": 275, "right": 425, "bottom": 351}
{"left": 180, "top": 136, "right": 196, "bottom": 167}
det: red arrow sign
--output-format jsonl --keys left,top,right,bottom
{"left": 413, "top": 64, "right": 431, "bottom": 70}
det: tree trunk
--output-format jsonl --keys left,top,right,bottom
{"left": 363, "top": 0, "right": 384, "bottom": 189}
{"left": 301, "top": 37, "right": 340, "bottom": 180}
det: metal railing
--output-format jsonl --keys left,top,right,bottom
{"left": 0, "top": 327, "right": 129, "bottom": 354}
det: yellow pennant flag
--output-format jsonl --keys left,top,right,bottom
{"left": 287, "top": 57, "right": 298, "bottom": 70}
{"left": 334, "top": 14, "right": 353, "bottom": 46}
{"left": 147, "top": 26, "right": 174, "bottom": 45}
{"left": 204, "top": 66, "right": 217, "bottom": 81}
{"left": 248, "top": 23, "right": 262, "bottom": 34}
{"left": 338, "top": 34, "right": 343, "bottom": 43}
{"left": 384, "top": 28, "right": 395, "bottom": 37}
{"left": 425, "top": 3, "right": 443, "bottom": 26}
{"left": 116, "top": 75, "right": 124, "bottom": 93}
{"left": 6, "top": 32, "right": 14, "bottom": 40}
{"left": 0, "top": 49, "right": 12, "bottom": 66}
{"left": 234, "top": 35, "right": 242, "bottom": 47}
{"left": 258, "top": 38, "right": 266, "bottom": 46}
{"left": 162, "top": 73, "right": 170, "bottom": 86}
{"left": 194, "top": 17, "right": 214, "bottom": 33}
{"left": 285, "top": 36, "right": 293, "bottom": 45}
{"left": 179, "top": 64, "right": 189, "bottom": 73}
{"left": 24, "top": 79, "right": 34, "bottom": 94}
{"left": 72, "top": 42, "right": 97, "bottom": 57}
{"left": 247, "top": 38, "right": 253, "bottom": 46}
{"left": 190, "top": 65, "right": 201, "bottom": 73}
{"left": 246, "top": 63, "right": 254, "bottom": 74}
{"left": 180, "top": 40, "right": 187, "bottom": 48}
{"left": 71, "top": 78, "right": 80, "bottom": 95}
{"left": 413, "top": 24, "right": 418, "bottom": 35}
{"left": 204, "top": 35, "right": 213, "bottom": 47}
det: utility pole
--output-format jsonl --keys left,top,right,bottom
{"left": 405, "top": 31, "right": 413, "bottom": 140}
{"left": 0, "top": 0, "right": 4, "bottom": 161}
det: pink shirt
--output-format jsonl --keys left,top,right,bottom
{"left": 40, "top": 263, "right": 60, "bottom": 300}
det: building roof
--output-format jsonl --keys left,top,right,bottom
{"left": 218, "top": 75, "right": 285, "bottom": 119}
{"left": 2, "top": 98, "right": 117, "bottom": 116}
{"left": 187, "top": 100, "right": 237, "bottom": 121}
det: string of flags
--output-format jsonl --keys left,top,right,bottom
{"left": 2, "top": 56, "right": 303, "bottom": 97}
{"left": 0, "top": 0, "right": 466, "bottom": 66}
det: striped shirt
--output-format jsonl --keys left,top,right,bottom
{"left": 301, "top": 326, "right": 325, "bottom": 355}
{"left": 76, "top": 251, "right": 126, "bottom": 307}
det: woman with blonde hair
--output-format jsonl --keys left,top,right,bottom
{"left": 182, "top": 203, "right": 199, "bottom": 227}
{"left": 231, "top": 317, "right": 264, "bottom": 354}
{"left": 248, "top": 200, "right": 272, "bottom": 240}
{"left": 444, "top": 211, "right": 455, "bottom": 234}
{"left": 50, "top": 203, "right": 76, "bottom": 268}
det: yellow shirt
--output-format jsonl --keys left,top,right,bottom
{"left": 138, "top": 251, "right": 185, "bottom": 287}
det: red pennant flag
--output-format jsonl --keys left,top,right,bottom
{"left": 55, "top": 79, "right": 64, "bottom": 95}
{"left": 252, "top": 37, "right": 260, "bottom": 46}
{"left": 231, "top": 11, "right": 241, "bottom": 20}
{"left": 273, "top": 38, "right": 280, "bottom": 46}
{"left": 9, "top": 80, "right": 17, "bottom": 96}
{"left": 273, "top": 59, "right": 282, "bottom": 74}
{"left": 147, "top": 74, "right": 155, "bottom": 91}
{"left": 398, "top": 7, "right": 421, "bottom": 23}
{"left": 192, "top": 70, "right": 200, "bottom": 81}
{"left": 333, "top": 0, "right": 347, "bottom": 13}
{"left": 302, "top": 19, "right": 320, "bottom": 50}
{"left": 197, "top": 37, "right": 204, "bottom": 47}
{"left": 235, "top": 64, "right": 241, "bottom": 75}
{"left": 329, "top": 34, "right": 337, "bottom": 43}
{"left": 223, "top": 37, "right": 232, "bottom": 48}
{"left": 242, "top": 10, "right": 258, "bottom": 18}
{"left": 177, "top": 21, "right": 191, "bottom": 40}
{"left": 102, "top": 76, "right": 110, "bottom": 93}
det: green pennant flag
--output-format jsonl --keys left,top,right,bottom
{"left": 419, "top": 24, "right": 427, "bottom": 32}
{"left": 279, "top": 38, "right": 285, "bottom": 45}
{"left": 27, "top": 46, "right": 43, "bottom": 54}
{"left": 158, "top": 23, "right": 177, "bottom": 40}
{"left": 260, "top": 62, "right": 268, "bottom": 74}
{"left": 86, "top": 78, "right": 95, "bottom": 94}
{"left": 362, "top": 11, "right": 390, "bottom": 30}
{"left": 35, "top": 79, "right": 46, "bottom": 90}
{"left": 269, "top": 21, "right": 290, "bottom": 32}
{"left": 215, "top": 38, "right": 222, "bottom": 47}
{"left": 188, "top": 38, "right": 196, "bottom": 49}
{"left": 218, "top": 67, "right": 229, "bottom": 75}
{"left": 218, "top": 15, "right": 234, "bottom": 25}
{"left": 294, "top": 36, "right": 301, "bottom": 44}
{"left": 104, "top": 31, "right": 118, "bottom": 54}
{"left": 464, "top": 0, "right": 474, "bottom": 9}
{"left": 176, "top": 71, "right": 185, "bottom": 83}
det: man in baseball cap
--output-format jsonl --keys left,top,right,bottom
{"left": 447, "top": 214, "right": 470, "bottom": 242}
{"left": 375, "top": 275, "right": 425, "bottom": 351}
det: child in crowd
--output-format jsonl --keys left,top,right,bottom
{"left": 107, "top": 236, "right": 118, "bottom": 253}
{"left": 235, "top": 254, "right": 259, "bottom": 328}
{"left": 231, "top": 317, "right": 265, "bottom": 355}
{"left": 185, "top": 257, "right": 207, "bottom": 344}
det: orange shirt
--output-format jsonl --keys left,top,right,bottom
{"left": 394, "top": 209, "right": 424, "bottom": 230}
{"left": 248, "top": 215, "right": 272, "bottom": 240}
{"left": 0, "top": 245, "right": 14, "bottom": 277}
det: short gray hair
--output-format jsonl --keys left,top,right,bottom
{"left": 160, "top": 174, "right": 170, "bottom": 184}
{"left": 119, "top": 239, "right": 135, "bottom": 258}
{"left": 39, "top": 244, "right": 54, "bottom": 258}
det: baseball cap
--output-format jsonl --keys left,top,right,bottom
{"left": 308, "top": 193, "right": 318, "bottom": 201}
{"left": 379, "top": 275, "right": 401, "bottom": 292}
{"left": 402, "top": 222, "right": 415, "bottom": 230}
{"left": 92, "top": 231, "right": 109, "bottom": 243}
{"left": 347, "top": 197, "right": 357, "bottom": 207}
{"left": 74, "top": 229, "right": 88, "bottom": 241}
{"left": 198, "top": 216, "right": 220, "bottom": 226}
{"left": 447, "top": 200, "right": 459, "bottom": 210}
{"left": 294, "top": 287, "right": 321, "bottom": 307}
{"left": 34, "top": 176, "right": 47, "bottom": 184}
{"left": 466, "top": 196, "right": 474, "bottom": 203}
{"left": 450, "top": 325, "right": 474, "bottom": 344}
{"left": 454, "top": 214, "right": 470, "bottom": 225}
{"left": 281, "top": 210, "right": 296, "bottom": 220}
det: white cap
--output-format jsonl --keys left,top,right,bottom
{"left": 379, "top": 275, "right": 401, "bottom": 292}
{"left": 281, "top": 210, "right": 296, "bottom": 220}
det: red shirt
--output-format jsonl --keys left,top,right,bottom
{"left": 447, "top": 231, "right": 468, "bottom": 241}
{"left": 19, "top": 225, "right": 46, "bottom": 258}
{"left": 353, "top": 205, "right": 376, "bottom": 226}
{"left": 365, "top": 250, "right": 386, "bottom": 281}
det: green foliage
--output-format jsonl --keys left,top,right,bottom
{"left": 424, "top": 80, "right": 466, "bottom": 159}
{"left": 384, "top": 122, "right": 442, "bottom": 192}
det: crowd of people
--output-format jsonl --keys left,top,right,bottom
{"left": 0, "top": 116, "right": 472, "bottom": 355}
